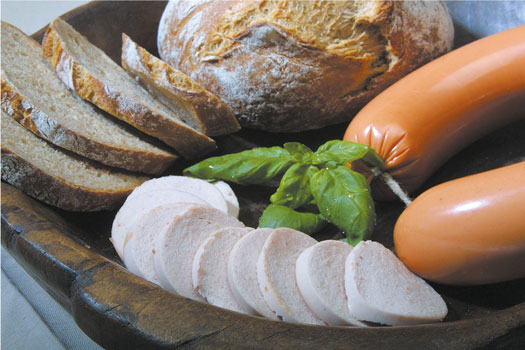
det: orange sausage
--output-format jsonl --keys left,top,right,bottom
{"left": 393, "top": 162, "right": 525, "bottom": 285}
{"left": 344, "top": 25, "right": 525, "bottom": 199}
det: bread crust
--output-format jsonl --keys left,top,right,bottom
{"left": 158, "top": 0, "right": 454, "bottom": 132}
{"left": 42, "top": 19, "right": 217, "bottom": 159}
{"left": 0, "top": 21, "right": 177, "bottom": 175}
{"left": 1, "top": 147, "right": 144, "bottom": 212}
{"left": 1, "top": 76, "right": 176, "bottom": 175}
{"left": 121, "top": 34, "right": 240, "bottom": 137}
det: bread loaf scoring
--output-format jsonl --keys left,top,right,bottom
{"left": 158, "top": 0, "right": 454, "bottom": 132}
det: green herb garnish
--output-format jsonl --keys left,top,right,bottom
{"left": 258, "top": 204, "right": 327, "bottom": 235}
{"left": 184, "top": 140, "right": 384, "bottom": 245}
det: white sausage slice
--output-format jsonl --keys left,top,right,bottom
{"left": 111, "top": 189, "right": 210, "bottom": 260}
{"left": 122, "top": 202, "right": 202, "bottom": 285}
{"left": 296, "top": 240, "right": 367, "bottom": 327}
{"left": 154, "top": 206, "right": 244, "bottom": 301}
{"left": 227, "top": 228, "right": 279, "bottom": 320}
{"left": 212, "top": 180, "right": 240, "bottom": 218}
{"left": 192, "top": 226, "right": 254, "bottom": 313}
{"left": 344, "top": 240, "right": 448, "bottom": 326}
{"left": 127, "top": 176, "right": 230, "bottom": 215}
{"left": 256, "top": 228, "right": 325, "bottom": 325}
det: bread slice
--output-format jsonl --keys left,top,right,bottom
{"left": 153, "top": 206, "right": 244, "bottom": 301}
{"left": 1, "top": 110, "right": 148, "bottom": 211}
{"left": 122, "top": 202, "right": 202, "bottom": 285}
{"left": 227, "top": 228, "right": 279, "bottom": 320}
{"left": 111, "top": 189, "right": 211, "bottom": 260}
{"left": 344, "top": 241, "right": 448, "bottom": 326}
{"left": 121, "top": 34, "right": 240, "bottom": 137}
{"left": 295, "top": 240, "right": 366, "bottom": 327}
{"left": 256, "top": 228, "right": 325, "bottom": 325}
{"left": 0, "top": 21, "right": 176, "bottom": 175}
{"left": 42, "top": 18, "right": 216, "bottom": 158}
{"left": 192, "top": 226, "right": 254, "bottom": 313}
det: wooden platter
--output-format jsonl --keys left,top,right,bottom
{"left": 2, "top": 1, "right": 525, "bottom": 349}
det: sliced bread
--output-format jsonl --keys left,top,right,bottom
{"left": 0, "top": 21, "right": 176, "bottom": 175}
{"left": 256, "top": 228, "right": 325, "bottom": 325}
{"left": 42, "top": 18, "right": 216, "bottom": 158}
{"left": 121, "top": 34, "right": 240, "bottom": 137}
{"left": 1, "top": 110, "right": 148, "bottom": 211}
{"left": 192, "top": 226, "right": 254, "bottom": 313}
{"left": 154, "top": 206, "right": 244, "bottom": 300}
{"left": 123, "top": 202, "right": 202, "bottom": 285}
{"left": 296, "top": 240, "right": 366, "bottom": 327}
{"left": 344, "top": 241, "right": 448, "bottom": 326}
{"left": 227, "top": 228, "right": 279, "bottom": 320}
{"left": 111, "top": 189, "right": 211, "bottom": 260}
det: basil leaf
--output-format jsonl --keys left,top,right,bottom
{"left": 184, "top": 146, "right": 295, "bottom": 185}
{"left": 270, "top": 164, "right": 318, "bottom": 209}
{"left": 258, "top": 204, "right": 326, "bottom": 235}
{"left": 310, "top": 165, "right": 375, "bottom": 245}
{"left": 283, "top": 142, "right": 313, "bottom": 163}
{"left": 313, "top": 140, "right": 385, "bottom": 170}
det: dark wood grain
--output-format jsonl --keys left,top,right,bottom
{"left": 3, "top": 182, "right": 525, "bottom": 350}
{"left": 2, "top": 1, "right": 525, "bottom": 349}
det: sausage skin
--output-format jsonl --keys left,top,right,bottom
{"left": 344, "top": 25, "right": 525, "bottom": 199}
{"left": 393, "top": 162, "right": 525, "bottom": 285}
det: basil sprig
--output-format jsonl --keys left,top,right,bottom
{"left": 184, "top": 146, "right": 295, "bottom": 185}
{"left": 310, "top": 166, "right": 375, "bottom": 245}
{"left": 258, "top": 204, "right": 326, "bottom": 235}
{"left": 184, "top": 140, "right": 384, "bottom": 245}
{"left": 270, "top": 163, "right": 318, "bottom": 208}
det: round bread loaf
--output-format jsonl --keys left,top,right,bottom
{"left": 158, "top": 0, "right": 454, "bottom": 132}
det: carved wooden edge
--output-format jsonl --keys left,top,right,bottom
{"left": 31, "top": 0, "right": 167, "bottom": 62}
{"left": 2, "top": 182, "right": 525, "bottom": 349}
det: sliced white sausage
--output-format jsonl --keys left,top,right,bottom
{"left": 296, "top": 240, "right": 367, "bottom": 327}
{"left": 256, "top": 228, "right": 325, "bottom": 325}
{"left": 111, "top": 189, "right": 210, "bottom": 260}
{"left": 192, "top": 226, "right": 254, "bottom": 313}
{"left": 154, "top": 206, "right": 244, "bottom": 301}
{"left": 344, "top": 240, "right": 448, "bottom": 326}
{"left": 212, "top": 180, "right": 240, "bottom": 218}
{"left": 123, "top": 202, "right": 202, "bottom": 285}
{"left": 127, "top": 175, "right": 231, "bottom": 215}
{"left": 227, "top": 228, "right": 279, "bottom": 320}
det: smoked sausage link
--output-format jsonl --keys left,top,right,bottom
{"left": 394, "top": 162, "right": 525, "bottom": 285}
{"left": 344, "top": 25, "right": 525, "bottom": 199}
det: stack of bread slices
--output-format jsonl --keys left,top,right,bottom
{"left": 114, "top": 176, "right": 448, "bottom": 327}
{"left": 1, "top": 19, "right": 239, "bottom": 211}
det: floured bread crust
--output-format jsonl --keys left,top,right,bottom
{"left": 158, "top": 0, "right": 454, "bottom": 132}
